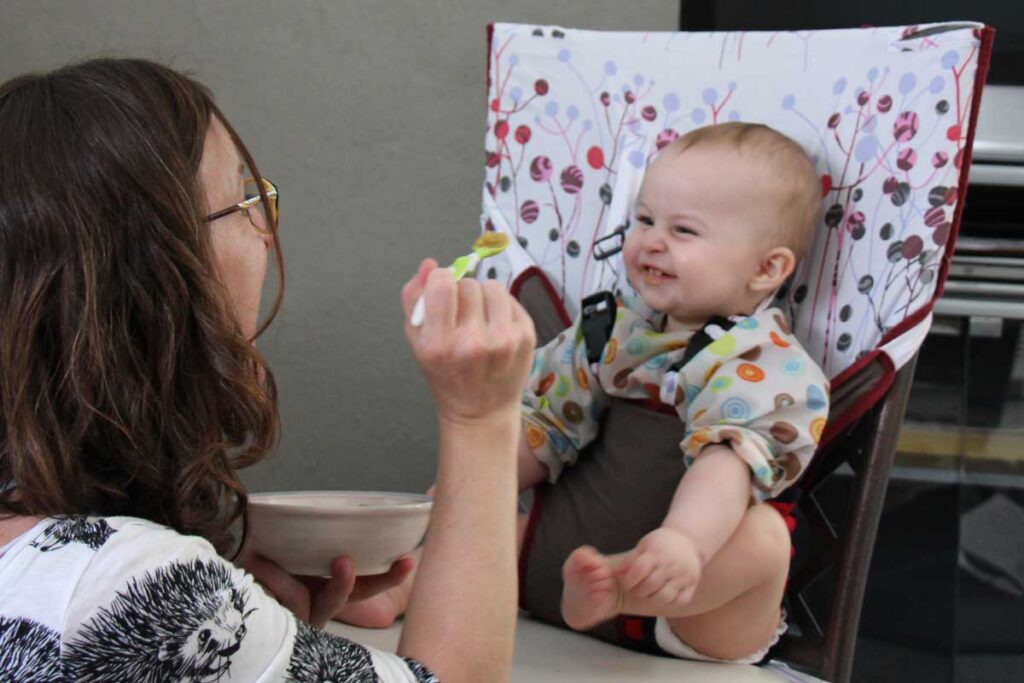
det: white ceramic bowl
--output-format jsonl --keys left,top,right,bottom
{"left": 246, "top": 491, "right": 432, "bottom": 577}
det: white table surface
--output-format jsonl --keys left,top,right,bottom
{"left": 327, "top": 614, "right": 797, "bottom": 682}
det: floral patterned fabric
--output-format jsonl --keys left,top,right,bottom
{"left": 478, "top": 22, "right": 986, "bottom": 378}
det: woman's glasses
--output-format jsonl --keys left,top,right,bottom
{"left": 205, "top": 177, "right": 279, "bottom": 235}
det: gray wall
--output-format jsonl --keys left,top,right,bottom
{"left": 0, "top": 0, "right": 676, "bottom": 493}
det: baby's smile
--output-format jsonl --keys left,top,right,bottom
{"left": 640, "top": 265, "right": 676, "bottom": 285}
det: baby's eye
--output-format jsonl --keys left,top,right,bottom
{"left": 636, "top": 214, "right": 654, "bottom": 227}
{"left": 673, "top": 225, "right": 696, "bottom": 236}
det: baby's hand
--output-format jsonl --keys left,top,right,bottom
{"left": 614, "top": 527, "right": 702, "bottom": 610}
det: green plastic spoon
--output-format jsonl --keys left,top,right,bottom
{"left": 410, "top": 232, "right": 510, "bottom": 327}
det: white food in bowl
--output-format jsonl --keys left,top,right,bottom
{"left": 247, "top": 491, "right": 432, "bottom": 576}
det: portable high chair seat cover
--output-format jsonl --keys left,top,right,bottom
{"left": 475, "top": 20, "right": 993, "bottom": 658}
{"left": 479, "top": 21, "right": 991, "bottom": 438}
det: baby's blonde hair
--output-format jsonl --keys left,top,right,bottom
{"left": 660, "top": 122, "right": 821, "bottom": 260}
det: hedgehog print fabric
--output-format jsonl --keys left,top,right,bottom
{"left": 0, "top": 616, "right": 62, "bottom": 681}
{"left": 30, "top": 517, "right": 115, "bottom": 552}
{"left": 62, "top": 558, "right": 254, "bottom": 681}
{"left": 0, "top": 516, "right": 438, "bottom": 682}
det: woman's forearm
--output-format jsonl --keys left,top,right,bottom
{"left": 661, "top": 444, "right": 751, "bottom": 564}
{"left": 397, "top": 412, "right": 520, "bottom": 682}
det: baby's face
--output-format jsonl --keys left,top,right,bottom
{"left": 623, "top": 144, "right": 778, "bottom": 330}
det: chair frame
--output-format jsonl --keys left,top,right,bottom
{"left": 772, "top": 354, "right": 918, "bottom": 683}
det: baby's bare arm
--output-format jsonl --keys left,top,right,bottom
{"left": 661, "top": 444, "right": 751, "bottom": 564}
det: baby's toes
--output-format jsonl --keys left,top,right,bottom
{"left": 563, "top": 546, "right": 608, "bottom": 582}
{"left": 653, "top": 580, "right": 694, "bottom": 609}
{"left": 649, "top": 580, "right": 682, "bottom": 607}
{"left": 617, "top": 553, "right": 655, "bottom": 592}
{"left": 632, "top": 566, "right": 668, "bottom": 599}
{"left": 677, "top": 582, "right": 697, "bottom": 606}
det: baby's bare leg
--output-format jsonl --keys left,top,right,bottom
{"left": 666, "top": 504, "right": 791, "bottom": 660}
{"left": 337, "top": 513, "right": 531, "bottom": 628}
{"left": 562, "top": 503, "right": 789, "bottom": 658}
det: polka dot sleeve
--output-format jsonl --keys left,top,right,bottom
{"left": 521, "top": 318, "right": 609, "bottom": 483}
{"left": 678, "top": 310, "right": 830, "bottom": 501}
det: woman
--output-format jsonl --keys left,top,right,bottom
{"left": 0, "top": 58, "right": 534, "bottom": 681}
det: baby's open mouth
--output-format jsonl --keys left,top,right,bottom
{"left": 641, "top": 266, "right": 675, "bottom": 284}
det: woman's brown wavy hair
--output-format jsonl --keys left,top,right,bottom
{"left": 0, "top": 58, "right": 284, "bottom": 553}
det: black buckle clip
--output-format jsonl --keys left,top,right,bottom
{"left": 580, "top": 291, "right": 617, "bottom": 364}
{"left": 593, "top": 223, "right": 628, "bottom": 261}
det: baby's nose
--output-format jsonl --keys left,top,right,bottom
{"left": 642, "top": 231, "right": 667, "bottom": 252}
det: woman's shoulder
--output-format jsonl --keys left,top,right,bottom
{"left": 2, "top": 515, "right": 278, "bottom": 680}
{"left": 18, "top": 514, "right": 201, "bottom": 552}
{"left": 0, "top": 514, "right": 220, "bottom": 679}
{"left": 0, "top": 514, "right": 221, "bottom": 623}
{"left": 2, "top": 515, "right": 224, "bottom": 617}
{"left": 0, "top": 514, "right": 205, "bottom": 570}
{"left": 0, "top": 515, "right": 219, "bottom": 588}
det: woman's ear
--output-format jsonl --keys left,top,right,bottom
{"left": 749, "top": 247, "right": 796, "bottom": 294}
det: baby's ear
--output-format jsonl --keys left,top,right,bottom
{"left": 749, "top": 247, "right": 795, "bottom": 294}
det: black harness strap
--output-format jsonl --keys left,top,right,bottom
{"left": 580, "top": 291, "right": 618, "bottom": 364}
{"left": 670, "top": 315, "right": 737, "bottom": 371}
{"left": 579, "top": 291, "right": 738, "bottom": 373}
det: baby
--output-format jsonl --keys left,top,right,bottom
{"left": 342, "top": 122, "right": 829, "bottom": 664}
{"left": 516, "top": 121, "right": 829, "bottom": 662}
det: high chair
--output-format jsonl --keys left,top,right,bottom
{"left": 479, "top": 21, "right": 994, "bottom": 683}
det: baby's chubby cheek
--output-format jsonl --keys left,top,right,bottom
{"left": 621, "top": 244, "right": 642, "bottom": 281}
{"left": 624, "top": 263, "right": 645, "bottom": 294}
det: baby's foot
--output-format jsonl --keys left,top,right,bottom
{"left": 615, "top": 527, "right": 702, "bottom": 613}
{"left": 334, "top": 588, "right": 404, "bottom": 629}
{"left": 561, "top": 546, "right": 623, "bottom": 631}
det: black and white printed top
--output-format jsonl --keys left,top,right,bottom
{"left": 0, "top": 516, "right": 439, "bottom": 682}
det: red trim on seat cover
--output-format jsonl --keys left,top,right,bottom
{"left": 509, "top": 266, "right": 574, "bottom": 328}
{"left": 486, "top": 24, "right": 495, "bottom": 92}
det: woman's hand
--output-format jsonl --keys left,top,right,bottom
{"left": 239, "top": 553, "right": 415, "bottom": 629}
{"left": 396, "top": 257, "right": 532, "bottom": 681}
{"left": 401, "top": 258, "right": 536, "bottom": 427}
